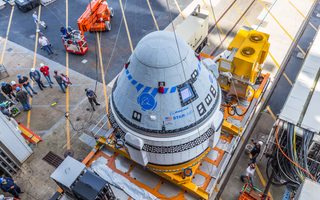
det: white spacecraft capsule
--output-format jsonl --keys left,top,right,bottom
{"left": 108, "top": 31, "right": 224, "bottom": 166}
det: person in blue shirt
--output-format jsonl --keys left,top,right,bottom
{"left": 0, "top": 177, "right": 24, "bottom": 199}
{"left": 60, "top": 26, "right": 67, "bottom": 35}
{"left": 33, "top": 11, "right": 47, "bottom": 32}
{"left": 29, "top": 68, "right": 46, "bottom": 90}
{"left": 85, "top": 88, "right": 100, "bottom": 111}
{"left": 0, "top": 103, "right": 12, "bottom": 117}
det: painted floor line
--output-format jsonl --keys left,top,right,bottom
{"left": 174, "top": 0, "right": 185, "bottom": 20}
{"left": 0, "top": 5, "right": 14, "bottom": 65}
{"left": 66, "top": 0, "right": 70, "bottom": 150}
{"left": 287, "top": 0, "right": 318, "bottom": 31}
{"left": 27, "top": 5, "right": 42, "bottom": 129}
{"left": 119, "top": 0, "right": 133, "bottom": 52}
{"left": 258, "top": 0, "right": 306, "bottom": 55}
{"left": 146, "top": 0, "right": 159, "bottom": 30}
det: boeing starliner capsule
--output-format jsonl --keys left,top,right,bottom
{"left": 108, "top": 31, "right": 224, "bottom": 166}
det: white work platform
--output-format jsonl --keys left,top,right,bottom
{"left": 279, "top": 30, "right": 320, "bottom": 133}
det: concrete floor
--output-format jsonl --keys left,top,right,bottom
{"left": 0, "top": 0, "right": 192, "bottom": 84}
{"left": 0, "top": 0, "right": 318, "bottom": 199}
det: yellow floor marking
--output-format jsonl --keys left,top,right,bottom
{"left": 266, "top": 106, "right": 276, "bottom": 120}
{"left": 202, "top": 0, "right": 230, "bottom": 44}
{"left": 27, "top": 5, "right": 41, "bottom": 129}
{"left": 119, "top": 0, "right": 133, "bottom": 52}
{"left": 288, "top": 0, "right": 317, "bottom": 31}
{"left": 146, "top": 0, "right": 159, "bottom": 31}
{"left": 234, "top": 4, "right": 251, "bottom": 26}
{"left": 214, "top": 185, "right": 222, "bottom": 200}
{"left": 66, "top": 0, "right": 70, "bottom": 150}
{"left": 96, "top": 33, "right": 111, "bottom": 129}
{"left": 248, "top": 154, "right": 274, "bottom": 200}
{"left": 173, "top": 0, "right": 185, "bottom": 20}
{"left": 0, "top": 6, "right": 14, "bottom": 64}
{"left": 258, "top": 0, "right": 305, "bottom": 55}
{"left": 255, "top": 166, "right": 274, "bottom": 200}
{"left": 283, "top": 73, "right": 293, "bottom": 86}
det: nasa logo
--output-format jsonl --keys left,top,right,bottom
{"left": 209, "top": 75, "right": 213, "bottom": 83}
{"left": 137, "top": 92, "right": 157, "bottom": 111}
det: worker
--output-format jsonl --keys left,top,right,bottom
{"left": 60, "top": 26, "right": 67, "bottom": 36}
{"left": 29, "top": 68, "right": 46, "bottom": 90}
{"left": 39, "top": 63, "right": 54, "bottom": 88}
{"left": 33, "top": 11, "right": 47, "bottom": 32}
{"left": 39, "top": 34, "right": 54, "bottom": 55}
{"left": 18, "top": 74, "right": 37, "bottom": 97}
{"left": 0, "top": 194, "right": 19, "bottom": 200}
{"left": 250, "top": 140, "right": 263, "bottom": 164}
{"left": 11, "top": 81, "right": 22, "bottom": 93}
{"left": 0, "top": 177, "right": 24, "bottom": 199}
{"left": 67, "top": 26, "right": 73, "bottom": 34}
{"left": 1, "top": 82, "right": 15, "bottom": 99}
{"left": 240, "top": 163, "right": 256, "bottom": 188}
{"left": 0, "top": 103, "right": 12, "bottom": 117}
{"left": 85, "top": 88, "right": 100, "bottom": 111}
{"left": 53, "top": 70, "right": 68, "bottom": 93}
{"left": 15, "top": 87, "right": 31, "bottom": 111}
{"left": 60, "top": 26, "right": 71, "bottom": 40}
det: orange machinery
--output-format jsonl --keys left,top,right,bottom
{"left": 77, "top": 0, "right": 114, "bottom": 33}
{"left": 239, "top": 183, "right": 270, "bottom": 200}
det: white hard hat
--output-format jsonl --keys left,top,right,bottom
{"left": 40, "top": 63, "right": 44, "bottom": 67}
{"left": 11, "top": 81, "right": 16, "bottom": 85}
{"left": 31, "top": 68, "right": 35, "bottom": 72}
{"left": 258, "top": 141, "right": 263, "bottom": 146}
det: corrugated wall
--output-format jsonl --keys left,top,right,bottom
{"left": 0, "top": 113, "right": 32, "bottom": 164}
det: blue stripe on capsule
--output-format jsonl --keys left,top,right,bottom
{"left": 170, "top": 87, "right": 176, "bottom": 93}
{"left": 151, "top": 88, "right": 158, "bottom": 97}
{"left": 142, "top": 86, "right": 151, "bottom": 93}
{"left": 164, "top": 88, "right": 169, "bottom": 94}
{"left": 131, "top": 80, "right": 137, "bottom": 85}
{"left": 136, "top": 84, "right": 144, "bottom": 92}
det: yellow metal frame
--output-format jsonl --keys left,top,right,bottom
{"left": 95, "top": 134, "right": 211, "bottom": 199}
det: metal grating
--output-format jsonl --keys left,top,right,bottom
{"left": 42, "top": 151, "right": 64, "bottom": 168}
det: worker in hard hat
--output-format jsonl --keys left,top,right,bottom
{"left": 29, "top": 68, "right": 46, "bottom": 90}
{"left": 0, "top": 103, "right": 12, "bottom": 118}
{"left": 67, "top": 26, "right": 73, "bottom": 34}
{"left": 14, "top": 87, "right": 31, "bottom": 111}
{"left": 18, "top": 74, "right": 37, "bottom": 97}
{"left": 250, "top": 140, "right": 263, "bottom": 164}
{"left": 240, "top": 163, "right": 256, "bottom": 188}
{"left": 39, "top": 63, "right": 54, "bottom": 88}
{"left": 1, "top": 82, "right": 15, "bottom": 99}
{"left": 0, "top": 177, "right": 24, "bottom": 199}
{"left": 85, "top": 88, "right": 100, "bottom": 111}
{"left": 11, "top": 81, "right": 22, "bottom": 93}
